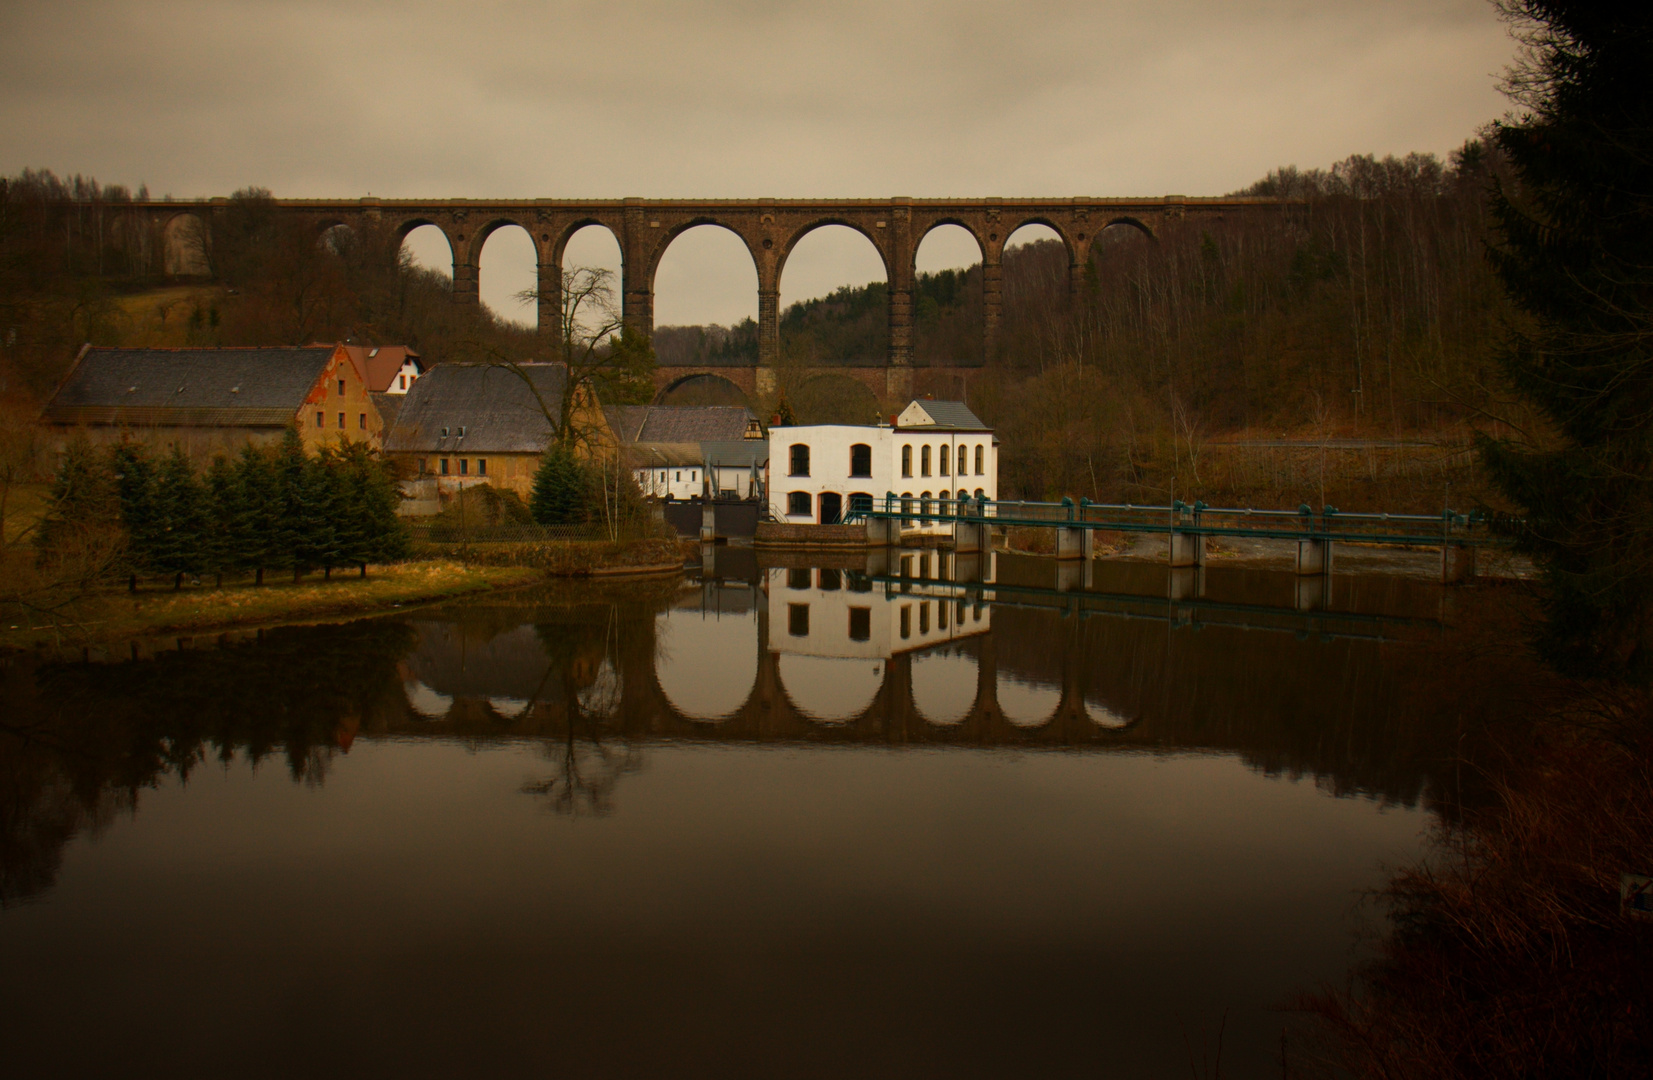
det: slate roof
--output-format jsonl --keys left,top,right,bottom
{"left": 701, "top": 439, "right": 769, "bottom": 468}
{"left": 383, "top": 362, "right": 568, "bottom": 455}
{"left": 899, "top": 399, "right": 989, "bottom": 431}
{"left": 606, "top": 405, "right": 756, "bottom": 444}
{"left": 337, "top": 345, "right": 422, "bottom": 393}
{"left": 42, "top": 346, "right": 337, "bottom": 427}
{"left": 369, "top": 392, "right": 403, "bottom": 431}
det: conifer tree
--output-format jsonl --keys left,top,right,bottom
{"left": 531, "top": 446, "right": 588, "bottom": 525}
{"left": 201, "top": 454, "right": 241, "bottom": 587}
{"left": 272, "top": 426, "right": 309, "bottom": 582}
{"left": 334, "top": 442, "right": 407, "bottom": 576}
{"left": 233, "top": 444, "right": 279, "bottom": 585}
{"left": 1478, "top": 1, "right": 1653, "bottom": 678}
{"left": 109, "top": 442, "right": 158, "bottom": 591}
{"left": 36, "top": 434, "right": 119, "bottom": 557}
{"left": 302, "top": 450, "right": 345, "bottom": 579}
{"left": 150, "top": 447, "right": 206, "bottom": 589}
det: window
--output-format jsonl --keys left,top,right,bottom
{"left": 818, "top": 569, "right": 841, "bottom": 590}
{"left": 900, "top": 493, "right": 914, "bottom": 527}
{"left": 337, "top": 378, "right": 346, "bottom": 396}
{"left": 849, "top": 443, "right": 871, "bottom": 477}
{"left": 848, "top": 492, "right": 873, "bottom": 515}
{"left": 787, "top": 491, "right": 812, "bottom": 516}
{"left": 848, "top": 607, "right": 871, "bottom": 642}
{"left": 974, "top": 487, "right": 985, "bottom": 501}
{"left": 477, "top": 458, "right": 486, "bottom": 476}
{"left": 958, "top": 445, "right": 968, "bottom": 476}
{"left": 919, "top": 602, "right": 930, "bottom": 634}
{"left": 788, "top": 603, "right": 809, "bottom": 637}
{"left": 399, "top": 374, "right": 407, "bottom": 390}
{"left": 337, "top": 412, "right": 346, "bottom": 430}
{"left": 920, "top": 444, "right": 931, "bottom": 477}
{"left": 315, "top": 411, "right": 324, "bottom": 427}
{"left": 459, "top": 459, "right": 469, "bottom": 476}
{"left": 660, "top": 471, "right": 666, "bottom": 484}
{"left": 418, "top": 459, "right": 427, "bottom": 477}
{"left": 787, "top": 568, "right": 812, "bottom": 590}
{"left": 440, "top": 458, "right": 450, "bottom": 475}
{"left": 358, "top": 413, "right": 367, "bottom": 430}
{"left": 789, "top": 443, "right": 810, "bottom": 477}
{"left": 901, "top": 444, "right": 912, "bottom": 477}
{"left": 938, "top": 602, "right": 948, "bottom": 630}
{"left": 940, "top": 446, "right": 950, "bottom": 476}
{"left": 899, "top": 605, "right": 911, "bottom": 639}
{"left": 975, "top": 444, "right": 984, "bottom": 474}
{"left": 691, "top": 470, "right": 697, "bottom": 481}
{"left": 920, "top": 491, "right": 931, "bottom": 518}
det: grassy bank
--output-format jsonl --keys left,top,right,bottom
{"left": 413, "top": 536, "right": 688, "bottom": 576}
{"left": 0, "top": 560, "right": 542, "bottom": 652}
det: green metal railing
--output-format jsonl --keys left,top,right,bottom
{"left": 843, "top": 494, "right": 1507, "bottom": 548}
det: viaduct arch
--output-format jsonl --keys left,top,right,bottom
{"left": 131, "top": 195, "right": 1293, "bottom": 399}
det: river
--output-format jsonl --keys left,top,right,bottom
{"left": 0, "top": 551, "right": 1523, "bottom": 1077}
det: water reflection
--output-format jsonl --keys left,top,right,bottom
{"left": 0, "top": 553, "right": 1542, "bottom": 1078}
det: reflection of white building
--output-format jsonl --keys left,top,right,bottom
{"left": 767, "top": 400, "right": 997, "bottom": 527}
{"left": 765, "top": 559, "right": 991, "bottom": 661}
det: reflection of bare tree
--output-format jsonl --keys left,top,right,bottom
{"left": 519, "top": 606, "right": 645, "bottom": 816}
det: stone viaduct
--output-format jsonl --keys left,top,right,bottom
{"left": 141, "top": 195, "right": 1293, "bottom": 400}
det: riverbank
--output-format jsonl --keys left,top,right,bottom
{"left": 0, "top": 560, "right": 542, "bottom": 653}
{"left": 412, "top": 536, "right": 689, "bottom": 577}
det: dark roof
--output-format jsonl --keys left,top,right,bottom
{"left": 607, "top": 405, "right": 755, "bottom": 444}
{"left": 383, "top": 362, "right": 568, "bottom": 454}
{"left": 701, "top": 439, "right": 768, "bottom": 468}
{"left": 902, "top": 400, "right": 989, "bottom": 430}
{"left": 42, "top": 346, "right": 337, "bottom": 427}
{"left": 369, "top": 392, "right": 403, "bottom": 430}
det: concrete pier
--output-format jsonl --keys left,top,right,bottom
{"left": 1169, "top": 531, "right": 1206, "bottom": 568}
{"left": 1442, "top": 543, "right": 1476, "bottom": 585}
{"left": 1295, "top": 538, "right": 1333, "bottom": 576}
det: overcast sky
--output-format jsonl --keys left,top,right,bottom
{"left": 0, "top": 1, "right": 1516, "bottom": 326}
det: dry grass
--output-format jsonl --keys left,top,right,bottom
{"left": 415, "top": 536, "right": 686, "bottom": 576}
{"left": 1298, "top": 688, "right": 1653, "bottom": 1078}
{"left": 0, "top": 559, "right": 541, "bottom": 651}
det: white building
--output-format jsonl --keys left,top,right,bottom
{"left": 766, "top": 399, "right": 998, "bottom": 529}
{"left": 767, "top": 557, "right": 992, "bottom": 661}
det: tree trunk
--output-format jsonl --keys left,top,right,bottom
{"left": 173, "top": 572, "right": 182, "bottom": 591}
{"left": 324, "top": 566, "right": 331, "bottom": 580}
{"left": 360, "top": 563, "right": 368, "bottom": 578}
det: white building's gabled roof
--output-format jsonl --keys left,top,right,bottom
{"left": 896, "top": 399, "right": 989, "bottom": 431}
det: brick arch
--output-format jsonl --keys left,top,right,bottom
{"left": 464, "top": 216, "right": 534, "bottom": 267}
{"left": 910, "top": 217, "right": 987, "bottom": 276}
{"left": 775, "top": 218, "right": 893, "bottom": 288}
{"left": 641, "top": 218, "right": 764, "bottom": 297}
{"left": 161, "top": 211, "right": 211, "bottom": 277}
{"left": 652, "top": 370, "right": 756, "bottom": 405}
{"left": 553, "top": 217, "right": 623, "bottom": 270}
{"left": 1001, "top": 216, "right": 1077, "bottom": 263}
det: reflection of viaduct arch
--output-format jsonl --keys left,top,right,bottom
{"left": 128, "top": 195, "right": 1295, "bottom": 397}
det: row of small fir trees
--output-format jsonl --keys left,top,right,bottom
{"left": 41, "top": 428, "right": 408, "bottom": 589}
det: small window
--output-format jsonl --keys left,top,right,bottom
{"left": 358, "top": 413, "right": 367, "bottom": 430}
{"left": 337, "top": 378, "right": 346, "bottom": 396}
{"left": 958, "top": 445, "right": 968, "bottom": 476}
{"left": 899, "top": 605, "right": 911, "bottom": 639}
{"left": 477, "top": 458, "right": 486, "bottom": 476}
{"left": 938, "top": 602, "right": 949, "bottom": 630}
{"left": 975, "top": 444, "right": 984, "bottom": 474}
{"left": 787, "top": 568, "right": 812, "bottom": 590}
{"left": 399, "top": 374, "right": 407, "bottom": 390}
{"left": 940, "top": 446, "right": 950, "bottom": 476}
{"left": 901, "top": 444, "right": 912, "bottom": 477}
{"left": 818, "top": 569, "right": 841, "bottom": 590}
{"left": 459, "top": 459, "right": 469, "bottom": 476}
{"left": 789, "top": 443, "right": 810, "bottom": 477}
{"left": 660, "top": 471, "right": 666, "bottom": 483}
{"left": 848, "top": 607, "right": 871, "bottom": 642}
{"left": 849, "top": 443, "right": 871, "bottom": 478}
{"left": 787, "top": 491, "right": 812, "bottom": 516}
{"left": 675, "top": 471, "right": 681, "bottom": 482}
{"left": 788, "top": 603, "right": 810, "bottom": 637}
{"left": 315, "top": 411, "right": 324, "bottom": 427}
{"left": 920, "top": 444, "right": 931, "bottom": 477}
{"left": 440, "top": 458, "right": 449, "bottom": 475}
{"left": 337, "top": 412, "right": 346, "bottom": 430}
{"left": 919, "top": 602, "right": 930, "bottom": 634}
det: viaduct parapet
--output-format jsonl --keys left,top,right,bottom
{"left": 140, "top": 195, "right": 1295, "bottom": 399}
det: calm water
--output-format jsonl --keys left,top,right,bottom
{"left": 1, "top": 552, "right": 1495, "bottom": 1078}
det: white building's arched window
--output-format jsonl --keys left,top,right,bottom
{"left": 958, "top": 445, "right": 968, "bottom": 476}
{"left": 974, "top": 444, "right": 984, "bottom": 475}
{"left": 939, "top": 446, "right": 950, "bottom": 476}
{"left": 901, "top": 444, "right": 912, "bottom": 477}
{"left": 920, "top": 444, "right": 931, "bottom": 477}
{"left": 789, "top": 443, "right": 810, "bottom": 477}
{"left": 850, "top": 443, "right": 872, "bottom": 478}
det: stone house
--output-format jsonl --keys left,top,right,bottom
{"left": 383, "top": 361, "right": 613, "bottom": 511}
{"left": 765, "top": 399, "right": 997, "bottom": 528}
{"left": 606, "top": 405, "right": 766, "bottom": 500}
{"left": 40, "top": 344, "right": 383, "bottom": 462}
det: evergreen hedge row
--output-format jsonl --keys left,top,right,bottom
{"left": 42, "top": 428, "right": 409, "bottom": 589}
